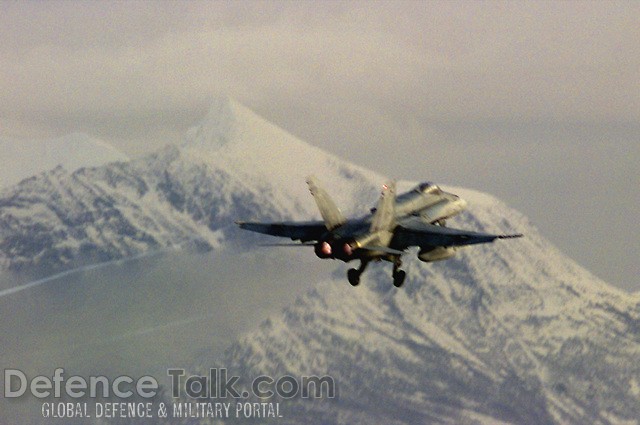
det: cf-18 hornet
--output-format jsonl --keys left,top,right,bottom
{"left": 237, "top": 177, "right": 522, "bottom": 288}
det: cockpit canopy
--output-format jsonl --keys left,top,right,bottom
{"left": 415, "top": 182, "right": 441, "bottom": 195}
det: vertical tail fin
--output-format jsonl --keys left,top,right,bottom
{"left": 306, "top": 176, "right": 346, "bottom": 230}
{"left": 370, "top": 181, "right": 396, "bottom": 232}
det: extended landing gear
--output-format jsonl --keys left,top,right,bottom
{"left": 393, "top": 270, "right": 406, "bottom": 288}
{"left": 346, "top": 258, "right": 406, "bottom": 288}
{"left": 392, "top": 258, "right": 406, "bottom": 288}
{"left": 347, "top": 260, "right": 369, "bottom": 286}
{"left": 347, "top": 269, "right": 360, "bottom": 286}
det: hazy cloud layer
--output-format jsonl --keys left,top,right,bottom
{"left": 1, "top": 1, "right": 639, "bottom": 289}
{"left": 3, "top": 2, "right": 638, "bottom": 131}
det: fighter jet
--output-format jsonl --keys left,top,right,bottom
{"left": 237, "top": 177, "right": 522, "bottom": 287}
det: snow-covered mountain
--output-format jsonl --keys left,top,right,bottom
{"left": 1, "top": 97, "right": 639, "bottom": 424}
{"left": 0, "top": 132, "right": 129, "bottom": 189}
{"left": 0, "top": 97, "right": 379, "bottom": 276}
{"left": 189, "top": 190, "right": 640, "bottom": 424}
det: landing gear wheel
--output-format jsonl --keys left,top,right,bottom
{"left": 347, "top": 268, "right": 361, "bottom": 286}
{"left": 393, "top": 270, "right": 406, "bottom": 288}
{"left": 391, "top": 257, "right": 405, "bottom": 287}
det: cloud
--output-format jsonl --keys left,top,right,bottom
{"left": 2, "top": 1, "right": 638, "bottom": 130}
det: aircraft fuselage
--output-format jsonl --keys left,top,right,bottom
{"left": 394, "top": 183, "right": 467, "bottom": 223}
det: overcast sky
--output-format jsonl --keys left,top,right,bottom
{"left": 1, "top": 1, "right": 638, "bottom": 290}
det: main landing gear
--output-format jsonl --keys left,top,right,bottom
{"left": 392, "top": 258, "right": 406, "bottom": 288}
{"left": 347, "top": 260, "right": 369, "bottom": 286}
{"left": 346, "top": 258, "right": 407, "bottom": 288}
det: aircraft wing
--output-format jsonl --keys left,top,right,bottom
{"left": 235, "top": 220, "right": 328, "bottom": 242}
{"left": 394, "top": 217, "right": 522, "bottom": 249}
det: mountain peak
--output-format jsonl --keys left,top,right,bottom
{"left": 184, "top": 95, "right": 242, "bottom": 151}
{"left": 180, "top": 96, "right": 383, "bottom": 214}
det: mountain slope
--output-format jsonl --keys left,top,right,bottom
{"left": 188, "top": 189, "right": 640, "bottom": 425}
{"left": 1, "top": 97, "right": 639, "bottom": 424}
{"left": 0, "top": 132, "right": 129, "bottom": 188}
{"left": 0, "top": 97, "right": 380, "bottom": 277}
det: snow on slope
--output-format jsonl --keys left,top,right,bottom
{"left": 0, "top": 132, "right": 129, "bottom": 188}
{"left": 185, "top": 189, "right": 640, "bottom": 425}
{"left": 0, "top": 97, "right": 382, "bottom": 277}
{"left": 2, "top": 97, "right": 639, "bottom": 424}
{"left": 182, "top": 96, "right": 383, "bottom": 216}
